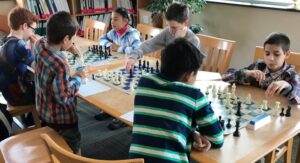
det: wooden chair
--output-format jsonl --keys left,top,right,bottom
{"left": 84, "top": 19, "right": 107, "bottom": 41}
{"left": 265, "top": 137, "right": 294, "bottom": 163}
{"left": 0, "top": 14, "right": 9, "bottom": 33}
{"left": 296, "top": 133, "right": 300, "bottom": 163}
{"left": 136, "top": 24, "right": 162, "bottom": 58}
{"left": 253, "top": 46, "right": 300, "bottom": 74}
{"left": 41, "top": 134, "right": 144, "bottom": 163}
{"left": 196, "top": 34, "right": 236, "bottom": 74}
{"left": 7, "top": 104, "right": 41, "bottom": 134}
{"left": 0, "top": 127, "right": 72, "bottom": 163}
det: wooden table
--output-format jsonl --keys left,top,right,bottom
{"left": 75, "top": 37, "right": 300, "bottom": 163}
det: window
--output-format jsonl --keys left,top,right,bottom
{"left": 207, "top": 0, "right": 299, "bottom": 9}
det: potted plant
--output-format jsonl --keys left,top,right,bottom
{"left": 147, "top": 0, "right": 206, "bottom": 32}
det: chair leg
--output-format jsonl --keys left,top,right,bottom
{"left": 0, "top": 150, "right": 5, "bottom": 163}
{"left": 284, "top": 138, "right": 293, "bottom": 163}
{"left": 296, "top": 134, "right": 300, "bottom": 163}
{"left": 31, "top": 107, "right": 41, "bottom": 128}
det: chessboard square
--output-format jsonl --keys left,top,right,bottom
{"left": 247, "top": 111, "right": 260, "bottom": 117}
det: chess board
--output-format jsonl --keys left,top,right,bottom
{"left": 93, "top": 60, "right": 159, "bottom": 95}
{"left": 65, "top": 50, "right": 123, "bottom": 67}
{"left": 205, "top": 88, "right": 272, "bottom": 135}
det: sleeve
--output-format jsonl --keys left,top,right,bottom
{"left": 118, "top": 30, "right": 141, "bottom": 54}
{"left": 15, "top": 40, "right": 34, "bottom": 73}
{"left": 285, "top": 72, "right": 300, "bottom": 104}
{"left": 187, "top": 30, "right": 200, "bottom": 49}
{"left": 99, "top": 30, "right": 114, "bottom": 47}
{"left": 194, "top": 91, "right": 224, "bottom": 148}
{"left": 128, "top": 29, "right": 168, "bottom": 59}
{"left": 52, "top": 62, "right": 81, "bottom": 105}
{"left": 222, "top": 62, "right": 258, "bottom": 85}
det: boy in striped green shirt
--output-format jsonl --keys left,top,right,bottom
{"left": 129, "top": 38, "right": 224, "bottom": 163}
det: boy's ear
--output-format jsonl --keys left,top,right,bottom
{"left": 62, "top": 35, "right": 70, "bottom": 44}
{"left": 285, "top": 50, "right": 291, "bottom": 59}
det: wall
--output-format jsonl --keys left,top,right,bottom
{"left": 191, "top": 3, "right": 300, "bottom": 69}
{"left": 0, "top": 1, "right": 16, "bottom": 15}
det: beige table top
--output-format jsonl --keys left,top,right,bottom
{"left": 75, "top": 36, "right": 300, "bottom": 163}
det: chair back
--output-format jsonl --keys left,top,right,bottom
{"left": 41, "top": 134, "right": 144, "bottom": 163}
{"left": 197, "top": 34, "right": 236, "bottom": 74}
{"left": 253, "top": 46, "right": 300, "bottom": 74}
{"left": 0, "top": 15, "right": 9, "bottom": 33}
{"left": 137, "top": 24, "right": 162, "bottom": 58}
{"left": 84, "top": 19, "right": 106, "bottom": 41}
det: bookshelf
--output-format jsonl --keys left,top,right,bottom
{"left": 16, "top": 0, "right": 151, "bottom": 36}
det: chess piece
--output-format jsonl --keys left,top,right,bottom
{"left": 217, "top": 86, "right": 222, "bottom": 96}
{"left": 142, "top": 60, "right": 146, "bottom": 69}
{"left": 232, "top": 96, "right": 238, "bottom": 105}
{"left": 223, "top": 86, "right": 229, "bottom": 96}
{"left": 205, "top": 86, "right": 210, "bottom": 95}
{"left": 233, "top": 120, "right": 240, "bottom": 137}
{"left": 130, "top": 81, "right": 135, "bottom": 92}
{"left": 156, "top": 60, "right": 159, "bottom": 73}
{"left": 146, "top": 61, "right": 150, "bottom": 72}
{"left": 120, "top": 76, "right": 125, "bottom": 87}
{"left": 245, "top": 93, "right": 252, "bottom": 105}
{"left": 236, "top": 101, "right": 242, "bottom": 116}
{"left": 258, "top": 104, "right": 264, "bottom": 113}
{"left": 280, "top": 107, "right": 285, "bottom": 116}
{"left": 92, "top": 74, "right": 95, "bottom": 80}
{"left": 226, "top": 118, "right": 232, "bottom": 128}
{"left": 150, "top": 67, "right": 154, "bottom": 74}
{"left": 285, "top": 106, "right": 291, "bottom": 117}
{"left": 219, "top": 116, "right": 225, "bottom": 129}
{"left": 138, "top": 60, "right": 142, "bottom": 69}
{"left": 129, "top": 69, "right": 133, "bottom": 78}
{"left": 108, "top": 47, "right": 111, "bottom": 56}
{"left": 226, "top": 93, "right": 231, "bottom": 108}
{"left": 273, "top": 101, "right": 280, "bottom": 117}
{"left": 212, "top": 84, "right": 217, "bottom": 98}
{"left": 231, "top": 83, "right": 236, "bottom": 98}
{"left": 227, "top": 103, "right": 233, "bottom": 115}
{"left": 263, "top": 100, "right": 268, "bottom": 111}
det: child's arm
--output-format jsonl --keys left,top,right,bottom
{"left": 99, "top": 30, "right": 114, "bottom": 47}
{"left": 195, "top": 94, "right": 224, "bottom": 148}
{"left": 52, "top": 62, "right": 82, "bottom": 106}
{"left": 15, "top": 39, "right": 35, "bottom": 72}
{"left": 117, "top": 30, "right": 141, "bottom": 54}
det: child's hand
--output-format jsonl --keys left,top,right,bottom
{"left": 244, "top": 70, "right": 266, "bottom": 84}
{"left": 68, "top": 44, "right": 81, "bottom": 57}
{"left": 29, "top": 34, "right": 40, "bottom": 43}
{"left": 265, "top": 80, "right": 290, "bottom": 98}
{"left": 75, "top": 67, "right": 88, "bottom": 80}
{"left": 174, "top": 26, "right": 187, "bottom": 38}
{"left": 193, "top": 131, "right": 211, "bottom": 152}
{"left": 110, "top": 43, "right": 119, "bottom": 52}
{"left": 125, "top": 58, "right": 137, "bottom": 73}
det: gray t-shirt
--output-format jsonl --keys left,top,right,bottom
{"left": 129, "top": 28, "right": 200, "bottom": 59}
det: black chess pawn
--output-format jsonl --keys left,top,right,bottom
{"left": 156, "top": 60, "right": 159, "bottom": 73}
{"left": 226, "top": 118, "right": 232, "bottom": 128}
{"left": 150, "top": 67, "right": 154, "bottom": 74}
{"left": 104, "top": 48, "right": 108, "bottom": 59}
{"left": 285, "top": 106, "right": 291, "bottom": 117}
{"left": 92, "top": 74, "right": 95, "bottom": 80}
{"left": 129, "top": 69, "right": 133, "bottom": 78}
{"left": 88, "top": 46, "right": 91, "bottom": 51}
{"left": 280, "top": 107, "right": 285, "bottom": 116}
{"left": 142, "top": 60, "right": 146, "bottom": 69}
{"left": 236, "top": 101, "right": 242, "bottom": 116}
{"left": 108, "top": 48, "right": 112, "bottom": 56}
{"left": 138, "top": 60, "right": 142, "bottom": 69}
{"left": 233, "top": 120, "right": 240, "bottom": 137}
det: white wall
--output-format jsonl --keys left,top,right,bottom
{"left": 0, "top": 1, "right": 16, "bottom": 15}
{"left": 191, "top": 3, "right": 300, "bottom": 69}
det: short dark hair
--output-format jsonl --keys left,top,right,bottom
{"left": 165, "top": 3, "right": 189, "bottom": 23}
{"left": 114, "top": 7, "right": 130, "bottom": 20}
{"left": 8, "top": 7, "right": 39, "bottom": 30}
{"left": 161, "top": 38, "right": 205, "bottom": 81}
{"left": 46, "top": 11, "right": 79, "bottom": 44}
{"left": 264, "top": 32, "right": 290, "bottom": 53}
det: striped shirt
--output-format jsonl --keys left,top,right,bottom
{"left": 222, "top": 61, "right": 300, "bottom": 104}
{"left": 34, "top": 38, "right": 81, "bottom": 125}
{"left": 99, "top": 26, "right": 141, "bottom": 54}
{"left": 129, "top": 74, "right": 224, "bottom": 163}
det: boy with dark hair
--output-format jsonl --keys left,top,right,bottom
{"left": 129, "top": 38, "right": 224, "bottom": 163}
{"left": 125, "top": 2, "right": 199, "bottom": 72}
{"left": 222, "top": 32, "right": 300, "bottom": 104}
{"left": 0, "top": 7, "right": 38, "bottom": 106}
{"left": 34, "top": 11, "right": 86, "bottom": 154}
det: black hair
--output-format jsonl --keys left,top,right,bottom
{"left": 46, "top": 11, "right": 79, "bottom": 44}
{"left": 264, "top": 32, "right": 290, "bottom": 53}
{"left": 165, "top": 3, "right": 189, "bottom": 23}
{"left": 161, "top": 38, "right": 205, "bottom": 81}
{"left": 113, "top": 7, "right": 130, "bottom": 20}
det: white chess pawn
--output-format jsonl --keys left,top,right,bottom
{"left": 245, "top": 93, "right": 252, "bottom": 105}
{"left": 130, "top": 81, "right": 135, "bottom": 92}
{"left": 273, "top": 101, "right": 280, "bottom": 117}
{"left": 212, "top": 85, "right": 217, "bottom": 98}
{"left": 228, "top": 103, "right": 233, "bottom": 114}
{"left": 120, "top": 76, "right": 125, "bottom": 87}
{"left": 263, "top": 100, "right": 268, "bottom": 111}
{"left": 217, "top": 86, "right": 222, "bottom": 95}
{"left": 231, "top": 83, "right": 236, "bottom": 93}
{"left": 258, "top": 104, "right": 264, "bottom": 113}
{"left": 205, "top": 86, "right": 210, "bottom": 95}
{"left": 226, "top": 92, "right": 231, "bottom": 108}
{"left": 223, "top": 86, "right": 229, "bottom": 95}
{"left": 232, "top": 96, "right": 238, "bottom": 105}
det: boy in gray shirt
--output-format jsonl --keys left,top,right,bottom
{"left": 126, "top": 3, "right": 200, "bottom": 71}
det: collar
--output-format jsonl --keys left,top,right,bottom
{"left": 116, "top": 24, "right": 129, "bottom": 37}
{"left": 264, "top": 62, "right": 288, "bottom": 79}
